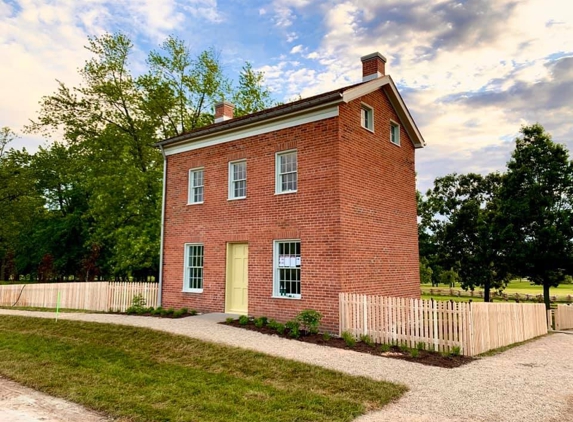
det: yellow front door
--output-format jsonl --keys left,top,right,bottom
{"left": 226, "top": 243, "right": 248, "bottom": 314}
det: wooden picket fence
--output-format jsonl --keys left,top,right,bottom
{"left": 0, "top": 282, "right": 159, "bottom": 312}
{"left": 339, "top": 293, "right": 547, "bottom": 356}
{"left": 555, "top": 304, "right": 573, "bottom": 330}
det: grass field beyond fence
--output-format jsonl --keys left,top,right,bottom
{"left": 0, "top": 316, "right": 405, "bottom": 422}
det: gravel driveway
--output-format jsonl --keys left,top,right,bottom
{"left": 0, "top": 309, "right": 571, "bottom": 422}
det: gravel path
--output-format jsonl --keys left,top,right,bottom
{"left": 0, "top": 376, "right": 108, "bottom": 422}
{"left": 1, "top": 309, "right": 572, "bottom": 422}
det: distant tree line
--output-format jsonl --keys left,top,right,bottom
{"left": 419, "top": 124, "right": 573, "bottom": 309}
{"left": 0, "top": 33, "right": 275, "bottom": 283}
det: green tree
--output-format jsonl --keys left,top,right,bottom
{"left": 232, "top": 62, "right": 275, "bottom": 117}
{"left": 422, "top": 173, "right": 509, "bottom": 301}
{"left": 25, "top": 32, "right": 276, "bottom": 280}
{"left": 143, "top": 37, "right": 231, "bottom": 136}
{"left": 497, "top": 124, "right": 573, "bottom": 309}
{"left": 0, "top": 129, "right": 44, "bottom": 280}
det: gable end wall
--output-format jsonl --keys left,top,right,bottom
{"left": 338, "top": 89, "right": 420, "bottom": 297}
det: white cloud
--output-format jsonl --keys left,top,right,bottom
{"left": 289, "top": 44, "right": 303, "bottom": 54}
{"left": 286, "top": 32, "right": 298, "bottom": 42}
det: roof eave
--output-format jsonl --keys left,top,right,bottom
{"left": 156, "top": 91, "right": 344, "bottom": 149}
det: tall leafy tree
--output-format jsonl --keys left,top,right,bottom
{"left": 0, "top": 128, "right": 44, "bottom": 280}
{"left": 421, "top": 173, "right": 509, "bottom": 301}
{"left": 23, "top": 32, "right": 276, "bottom": 281}
{"left": 496, "top": 124, "right": 573, "bottom": 309}
{"left": 232, "top": 62, "right": 275, "bottom": 117}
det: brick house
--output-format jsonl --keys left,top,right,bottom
{"left": 156, "top": 52, "right": 425, "bottom": 330}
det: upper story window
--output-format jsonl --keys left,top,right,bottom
{"left": 276, "top": 150, "right": 297, "bottom": 194}
{"left": 361, "top": 104, "right": 374, "bottom": 131}
{"left": 183, "top": 243, "right": 204, "bottom": 292}
{"left": 390, "top": 121, "right": 401, "bottom": 146}
{"left": 188, "top": 168, "right": 204, "bottom": 204}
{"left": 229, "top": 160, "right": 247, "bottom": 200}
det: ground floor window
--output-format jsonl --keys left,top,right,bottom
{"left": 274, "top": 240, "right": 301, "bottom": 298}
{"left": 184, "top": 244, "right": 204, "bottom": 292}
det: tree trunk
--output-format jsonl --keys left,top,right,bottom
{"left": 543, "top": 282, "right": 551, "bottom": 310}
{"left": 484, "top": 279, "right": 491, "bottom": 303}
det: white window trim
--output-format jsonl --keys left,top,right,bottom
{"left": 228, "top": 160, "right": 247, "bottom": 200}
{"left": 183, "top": 243, "right": 204, "bottom": 293}
{"left": 272, "top": 239, "right": 301, "bottom": 299}
{"left": 275, "top": 150, "right": 298, "bottom": 195}
{"left": 187, "top": 167, "right": 204, "bottom": 205}
{"left": 361, "top": 103, "right": 374, "bottom": 132}
{"left": 390, "top": 120, "right": 401, "bottom": 146}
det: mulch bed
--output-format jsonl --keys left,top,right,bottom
{"left": 222, "top": 320, "right": 475, "bottom": 368}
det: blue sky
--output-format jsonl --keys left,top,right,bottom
{"left": 1, "top": 0, "right": 572, "bottom": 192}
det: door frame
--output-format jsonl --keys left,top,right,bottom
{"left": 225, "top": 242, "right": 249, "bottom": 314}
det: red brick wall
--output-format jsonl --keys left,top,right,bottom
{"left": 338, "top": 89, "right": 420, "bottom": 298}
{"left": 162, "top": 117, "right": 343, "bottom": 330}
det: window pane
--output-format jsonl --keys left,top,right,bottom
{"left": 195, "top": 186, "right": 203, "bottom": 202}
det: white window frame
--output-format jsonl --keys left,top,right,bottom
{"left": 228, "top": 160, "right": 247, "bottom": 200}
{"left": 272, "top": 239, "right": 301, "bottom": 299}
{"left": 183, "top": 243, "right": 204, "bottom": 293}
{"left": 188, "top": 167, "right": 204, "bottom": 205}
{"left": 390, "top": 120, "right": 401, "bottom": 146}
{"left": 275, "top": 150, "right": 298, "bottom": 194}
{"left": 361, "top": 103, "right": 374, "bottom": 132}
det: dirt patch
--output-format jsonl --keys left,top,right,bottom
{"left": 0, "top": 377, "right": 108, "bottom": 422}
{"left": 222, "top": 320, "right": 474, "bottom": 368}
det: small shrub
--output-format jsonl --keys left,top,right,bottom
{"left": 275, "top": 323, "right": 285, "bottom": 335}
{"left": 147, "top": 307, "right": 154, "bottom": 313}
{"left": 160, "top": 308, "right": 169, "bottom": 316}
{"left": 126, "top": 306, "right": 137, "bottom": 315}
{"left": 253, "top": 317, "right": 268, "bottom": 328}
{"left": 152, "top": 307, "right": 162, "bottom": 316}
{"left": 180, "top": 307, "right": 189, "bottom": 314}
{"left": 450, "top": 346, "right": 461, "bottom": 356}
{"left": 173, "top": 309, "right": 184, "bottom": 318}
{"left": 225, "top": 317, "right": 235, "bottom": 324}
{"left": 410, "top": 348, "right": 419, "bottom": 358}
{"left": 166, "top": 308, "right": 175, "bottom": 316}
{"left": 399, "top": 343, "right": 409, "bottom": 353}
{"left": 131, "top": 294, "right": 147, "bottom": 311}
{"left": 359, "top": 334, "right": 374, "bottom": 347}
{"left": 238, "top": 315, "right": 249, "bottom": 325}
{"left": 267, "top": 319, "right": 278, "bottom": 329}
{"left": 322, "top": 332, "right": 332, "bottom": 341}
{"left": 341, "top": 331, "right": 356, "bottom": 347}
{"left": 379, "top": 343, "right": 390, "bottom": 352}
{"left": 296, "top": 309, "right": 323, "bottom": 334}
{"left": 416, "top": 342, "right": 426, "bottom": 351}
{"left": 285, "top": 320, "right": 301, "bottom": 338}
{"left": 189, "top": 309, "right": 198, "bottom": 316}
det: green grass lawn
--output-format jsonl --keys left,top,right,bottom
{"left": 421, "top": 280, "right": 573, "bottom": 296}
{"left": 0, "top": 316, "right": 406, "bottom": 422}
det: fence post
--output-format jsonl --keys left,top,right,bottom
{"left": 363, "top": 295, "right": 368, "bottom": 336}
{"left": 547, "top": 309, "right": 553, "bottom": 331}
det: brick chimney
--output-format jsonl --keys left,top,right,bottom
{"left": 214, "top": 101, "right": 234, "bottom": 123}
{"left": 361, "top": 52, "right": 386, "bottom": 82}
